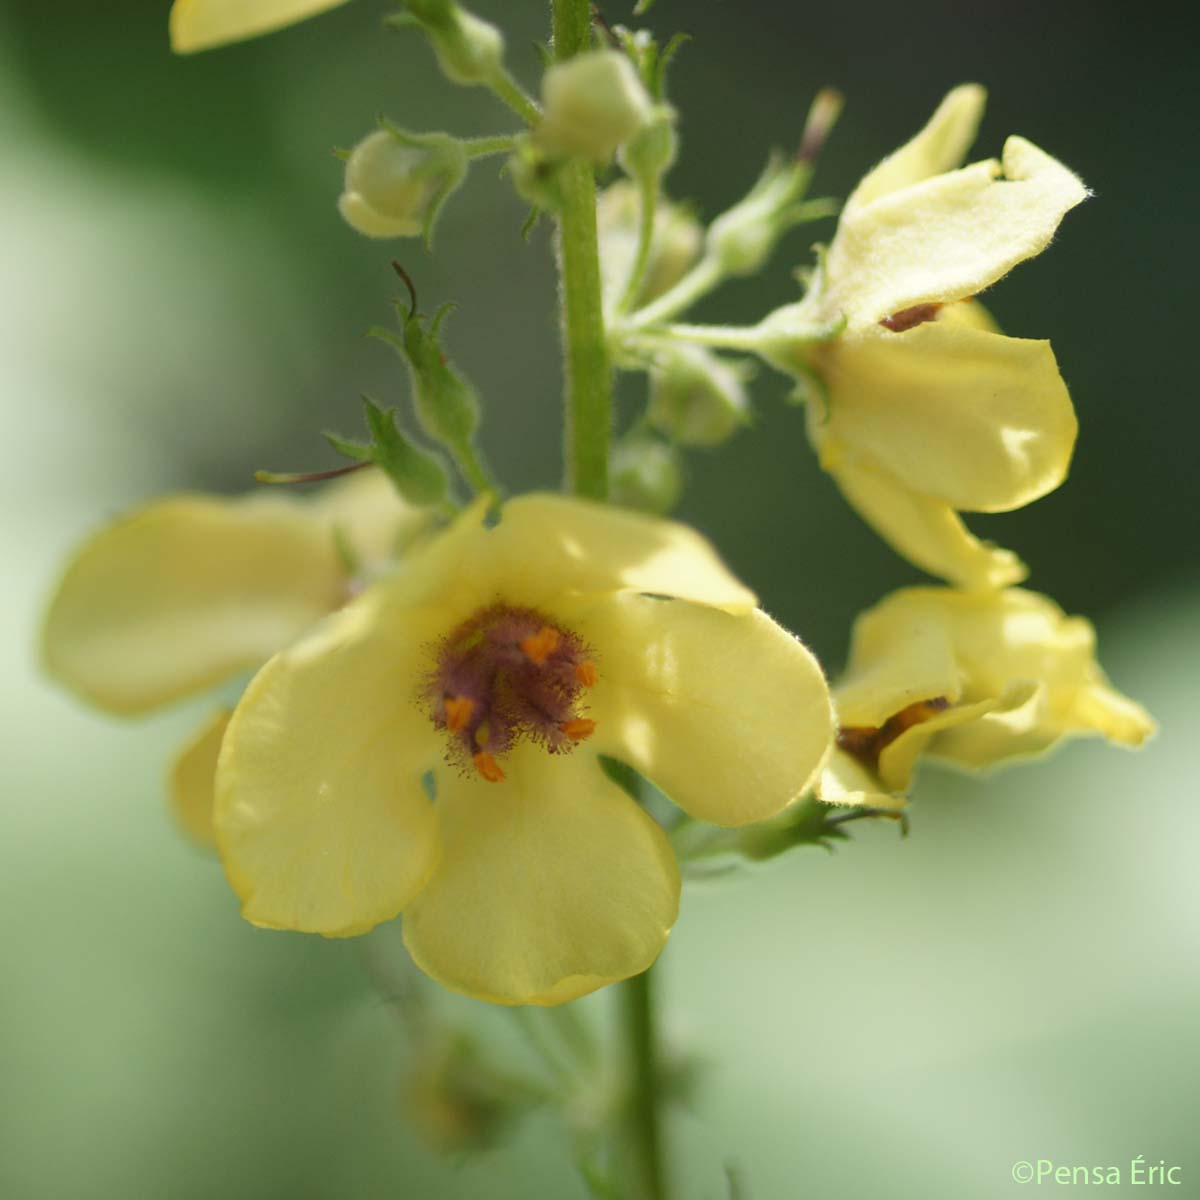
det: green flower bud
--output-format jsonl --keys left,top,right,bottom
{"left": 705, "top": 153, "right": 809, "bottom": 276}
{"left": 537, "top": 50, "right": 653, "bottom": 163}
{"left": 617, "top": 111, "right": 678, "bottom": 184}
{"left": 338, "top": 128, "right": 466, "bottom": 245}
{"left": 596, "top": 181, "right": 701, "bottom": 308}
{"left": 400, "top": 0, "right": 506, "bottom": 87}
{"left": 610, "top": 435, "right": 682, "bottom": 514}
{"left": 647, "top": 345, "right": 752, "bottom": 447}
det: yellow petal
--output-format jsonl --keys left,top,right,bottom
{"left": 43, "top": 493, "right": 352, "bottom": 714}
{"left": 169, "top": 709, "right": 230, "bottom": 848}
{"left": 484, "top": 494, "right": 757, "bottom": 614}
{"left": 169, "top": 0, "right": 352, "bottom": 53}
{"left": 582, "top": 594, "right": 834, "bottom": 826}
{"left": 402, "top": 747, "right": 680, "bottom": 1006}
{"left": 845, "top": 84, "right": 986, "bottom": 212}
{"left": 815, "top": 748, "right": 906, "bottom": 811}
{"left": 313, "top": 468, "right": 432, "bottom": 569}
{"left": 820, "top": 454, "right": 1027, "bottom": 591}
{"left": 875, "top": 684, "right": 1037, "bottom": 790}
{"left": 215, "top": 592, "right": 443, "bottom": 936}
{"left": 828, "top": 135, "right": 1088, "bottom": 326}
{"left": 836, "top": 587, "right": 1154, "bottom": 774}
{"left": 820, "top": 321, "right": 1078, "bottom": 512}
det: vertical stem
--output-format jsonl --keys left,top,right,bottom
{"left": 624, "top": 967, "right": 667, "bottom": 1200}
{"left": 552, "top": 0, "right": 611, "bottom": 499}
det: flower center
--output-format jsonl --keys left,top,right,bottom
{"left": 425, "top": 603, "right": 598, "bottom": 783}
{"left": 837, "top": 697, "right": 949, "bottom": 771}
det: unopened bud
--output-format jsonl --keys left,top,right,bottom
{"left": 537, "top": 50, "right": 653, "bottom": 163}
{"left": 610, "top": 436, "right": 682, "bottom": 514}
{"left": 597, "top": 181, "right": 701, "bottom": 308}
{"left": 617, "top": 111, "right": 678, "bottom": 183}
{"left": 647, "top": 345, "right": 752, "bottom": 447}
{"left": 705, "top": 154, "right": 808, "bottom": 276}
{"left": 400, "top": 0, "right": 505, "bottom": 87}
{"left": 338, "top": 128, "right": 466, "bottom": 244}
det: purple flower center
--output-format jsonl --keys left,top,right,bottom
{"left": 424, "top": 603, "right": 597, "bottom": 783}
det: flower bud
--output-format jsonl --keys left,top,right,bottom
{"left": 610, "top": 436, "right": 682, "bottom": 514}
{"left": 537, "top": 50, "right": 653, "bottom": 163}
{"left": 400, "top": 0, "right": 506, "bottom": 87}
{"left": 647, "top": 345, "right": 752, "bottom": 447}
{"left": 338, "top": 128, "right": 466, "bottom": 244}
{"left": 617, "top": 111, "right": 678, "bottom": 183}
{"left": 596, "top": 181, "right": 701, "bottom": 308}
{"left": 705, "top": 154, "right": 808, "bottom": 276}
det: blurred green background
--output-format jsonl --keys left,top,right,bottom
{"left": 2, "top": 1, "right": 1196, "bottom": 1197}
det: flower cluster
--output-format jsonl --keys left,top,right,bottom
{"left": 42, "top": 0, "right": 1156, "bottom": 1020}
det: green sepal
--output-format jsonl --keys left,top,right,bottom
{"left": 324, "top": 398, "right": 450, "bottom": 507}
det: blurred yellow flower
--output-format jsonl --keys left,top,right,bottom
{"left": 817, "top": 586, "right": 1154, "bottom": 808}
{"left": 215, "top": 494, "right": 834, "bottom": 1005}
{"left": 42, "top": 471, "right": 424, "bottom": 844}
{"left": 760, "top": 85, "right": 1088, "bottom": 589}
{"left": 169, "top": 0, "right": 352, "bottom": 54}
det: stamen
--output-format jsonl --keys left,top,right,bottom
{"left": 443, "top": 695, "right": 475, "bottom": 733}
{"left": 574, "top": 660, "right": 597, "bottom": 687}
{"left": 473, "top": 751, "right": 506, "bottom": 783}
{"left": 520, "top": 625, "right": 561, "bottom": 664}
{"left": 880, "top": 303, "right": 942, "bottom": 333}
{"left": 559, "top": 718, "right": 596, "bottom": 742}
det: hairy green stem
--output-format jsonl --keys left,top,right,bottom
{"left": 464, "top": 133, "right": 519, "bottom": 158}
{"left": 487, "top": 68, "right": 541, "bottom": 125}
{"left": 552, "top": 0, "right": 611, "bottom": 499}
{"left": 626, "top": 254, "right": 723, "bottom": 329}
{"left": 623, "top": 968, "right": 667, "bottom": 1200}
{"left": 615, "top": 176, "right": 658, "bottom": 317}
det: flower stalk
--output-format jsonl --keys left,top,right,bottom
{"left": 553, "top": 0, "right": 612, "bottom": 500}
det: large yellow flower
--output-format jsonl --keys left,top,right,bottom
{"left": 42, "top": 470, "right": 424, "bottom": 843}
{"left": 169, "top": 0, "right": 352, "bottom": 53}
{"left": 817, "top": 586, "right": 1154, "bottom": 809}
{"left": 215, "top": 494, "right": 834, "bottom": 1005}
{"left": 758, "top": 85, "right": 1089, "bottom": 589}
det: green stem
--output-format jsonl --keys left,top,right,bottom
{"left": 487, "top": 67, "right": 541, "bottom": 125}
{"left": 463, "top": 133, "right": 519, "bottom": 159}
{"left": 623, "top": 968, "right": 667, "bottom": 1200}
{"left": 650, "top": 320, "right": 767, "bottom": 352}
{"left": 615, "top": 175, "right": 658, "bottom": 317}
{"left": 451, "top": 438, "right": 499, "bottom": 496}
{"left": 626, "top": 254, "right": 723, "bottom": 329}
{"left": 552, "top": 0, "right": 611, "bottom": 499}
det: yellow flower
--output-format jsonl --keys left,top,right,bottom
{"left": 215, "top": 494, "right": 834, "bottom": 1005}
{"left": 817, "top": 586, "right": 1154, "bottom": 808}
{"left": 759, "top": 85, "right": 1089, "bottom": 589}
{"left": 169, "top": 0, "right": 352, "bottom": 53}
{"left": 42, "top": 470, "right": 425, "bottom": 844}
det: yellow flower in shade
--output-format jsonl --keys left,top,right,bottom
{"left": 169, "top": 0, "right": 352, "bottom": 53}
{"left": 42, "top": 471, "right": 426, "bottom": 845}
{"left": 758, "top": 85, "right": 1089, "bottom": 589}
{"left": 817, "top": 587, "right": 1154, "bottom": 809}
{"left": 215, "top": 494, "right": 834, "bottom": 1005}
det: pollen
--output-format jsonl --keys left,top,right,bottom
{"left": 560, "top": 718, "right": 596, "bottom": 742}
{"left": 473, "top": 751, "right": 506, "bottom": 783}
{"left": 425, "top": 603, "right": 596, "bottom": 780}
{"left": 443, "top": 695, "right": 475, "bottom": 733}
{"left": 520, "top": 625, "right": 560, "bottom": 664}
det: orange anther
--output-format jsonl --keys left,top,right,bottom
{"left": 560, "top": 718, "right": 596, "bottom": 742}
{"left": 520, "top": 625, "right": 560, "bottom": 664}
{"left": 443, "top": 695, "right": 475, "bottom": 733}
{"left": 574, "top": 660, "right": 597, "bottom": 687}
{"left": 473, "top": 751, "right": 506, "bottom": 783}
